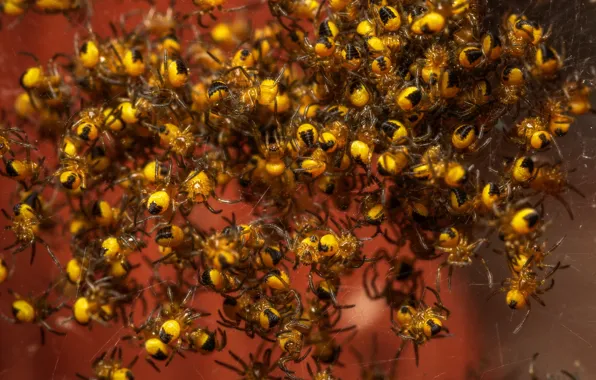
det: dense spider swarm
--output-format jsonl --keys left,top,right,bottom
{"left": 0, "top": 0, "right": 593, "bottom": 379}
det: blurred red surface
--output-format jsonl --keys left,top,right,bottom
{"left": 0, "top": 1, "right": 483, "bottom": 379}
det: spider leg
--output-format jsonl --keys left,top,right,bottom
{"left": 214, "top": 359, "right": 245, "bottom": 375}
{"left": 513, "top": 302, "right": 532, "bottom": 335}
{"left": 145, "top": 356, "right": 161, "bottom": 372}
{"left": 531, "top": 293, "right": 546, "bottom": 307}
{"left": 528, "top": 352, "right": 539, "bottom": 379}
{"left": 278, "top": 355, "right": 296, "bottom": 378}
{"left": 542, "top": 279, "right": 555, "bottom": 293}
{"left": 560, "top": 370, "right": 578, "bottom": 380}
{"left": 478, "top": 256, "right": 493, "bottom": 288}
{"left": 414, "top": 343, "right": 420, "bottom": 367}
{"left": 487, "top": 286, "right": 507, "bottom": 301}
{"left": 37, "top": 237, "right": 63, "bottom": 272}
{"left": 435, "top": 261, "right": 448, "bottom": 293}
{"left": 40, "top": 320, "right": 66, "bottom": 336}
{"left": 203, "top": 200, "right": 222, "bottom": 214}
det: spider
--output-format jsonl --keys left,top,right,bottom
{"left": 391, "top": 287, "right": 450, "bottom": 366}
{"left": 435, "top": 227, "right": 492, "bottom": 293}
{"left": 498, "top": 236, "right": 567, "bottom": 273}
{"left": 218, "top": 294, "right": 287, "bottom": 341}
{"left": 306, "top": 359, "right": 339, "bottom": 380}
{"left": 125, "top": 285, "right": 212, "bottom": 370}
{"left": 276, "top": 317, "right": 313, "bottom": 380}
{"left": 2, "top": 202, "right": 62, "bottom": 271}
{"left": 1, "top": 286, "right": 66, "bottom": 345}
{"left": 363, "top": 248, "right": 422, "bottom": 309}
{"left": 529, "top": 353, "right": 580, "bottom": 380}
{"left": 76, "top": 346, "right": 138, "bottom": 380}
{"left": 215, "top": 344, "right": 280, "bottom": 379}
{"left": 0, "top": 122, "right": 37, "bottom": 159}
{"left": 529, "top": 163, "right": 585, "bottom": 220}
{"left": 489, "top": 199, "right": 543, "bottom": 251}
{"left": 69, "top": 276, "right": 133, "bottom": 328}
{"left": 489, "top": 256, "right": 563, "bottom": 334}
{"left": 350, "top": 334, "right": 397, "bottom": 380}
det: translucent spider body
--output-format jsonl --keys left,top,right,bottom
{"left": 435, "top": 227, "right": 492, "bottom": 292}
{"left": 185, "top": 0, "right": 228, "bottom": 28}
{"left": 529, "top": 163, "right": 585, "bottom": 219}
{"left": 128, "top": 0, "right": 179, "bottom": 38}
{"left": 0, "top": 125, "right": 37, "bottom": 158}
{"left": 529, "top": 353, "right": 580, "bottom": 380}
{"left": 306, "top": 360, "right": 339, "bottom": 380}
{"left": 2, "top": 203, "right": 62, "bottom": 270}
{"left": 252, "top": 126, "right": 291, "bottom": 179}
{"left": 350, "top": 335, "right": 397, "bottom": 380}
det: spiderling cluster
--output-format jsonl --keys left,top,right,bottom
{"left": 0, "top": 0, "right": 593, "bottom": 379}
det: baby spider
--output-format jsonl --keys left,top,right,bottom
{"left": 1, "top": 145, "right": 44, "bottom": 188}
{"left": 178, "top": 163, "right": 240, "bottom": 215}
{"left": 350, "top": 334, "right": 397, "bottom": 380}
{"left": 489, "top": 256, "right": 563, "bottom": 334}
{"left": 276, "top": 317, "right": 313, "bottom": 379}
{"left": 215, "top": 345, "right": 278, "bottom": 379}
{"left": 529, "top": 163, "right": 585, "bottom": 220}
{"left": 125, "top": 284, "right": 213, "bottom": 371}
{"left": 529, "top": 353, "right": 580, "bottom": 380}
{"left": 306, "top": 359, "right": 339, "bottom": 380}
{"left": 75, "top": 346, "right": 138, "bottom": 380}
{"left": 1, "top": 286, "right": 66, "bottom": 345}
{"left": 185, "top": 0, "right": 250, "bottom": 28}
{"left": 500, "top": 236, "right": 567, "bottom": 273}
{"left": 490, "top": 199, "right": 543, "bottom": 250}
{"left": 363, "top": 248, "right": 422, "bottom": 309}
{"left": 391, "top": 287, "right": 450, "bottom": 366}
{"left": 435, "top": 227, "right": 492, "bottom": 293}
{"left": 0, "top": 121, "right": 37, "bottom": 158}
{"left": 2, "top": 201, "right": 62, "bottom": 271}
